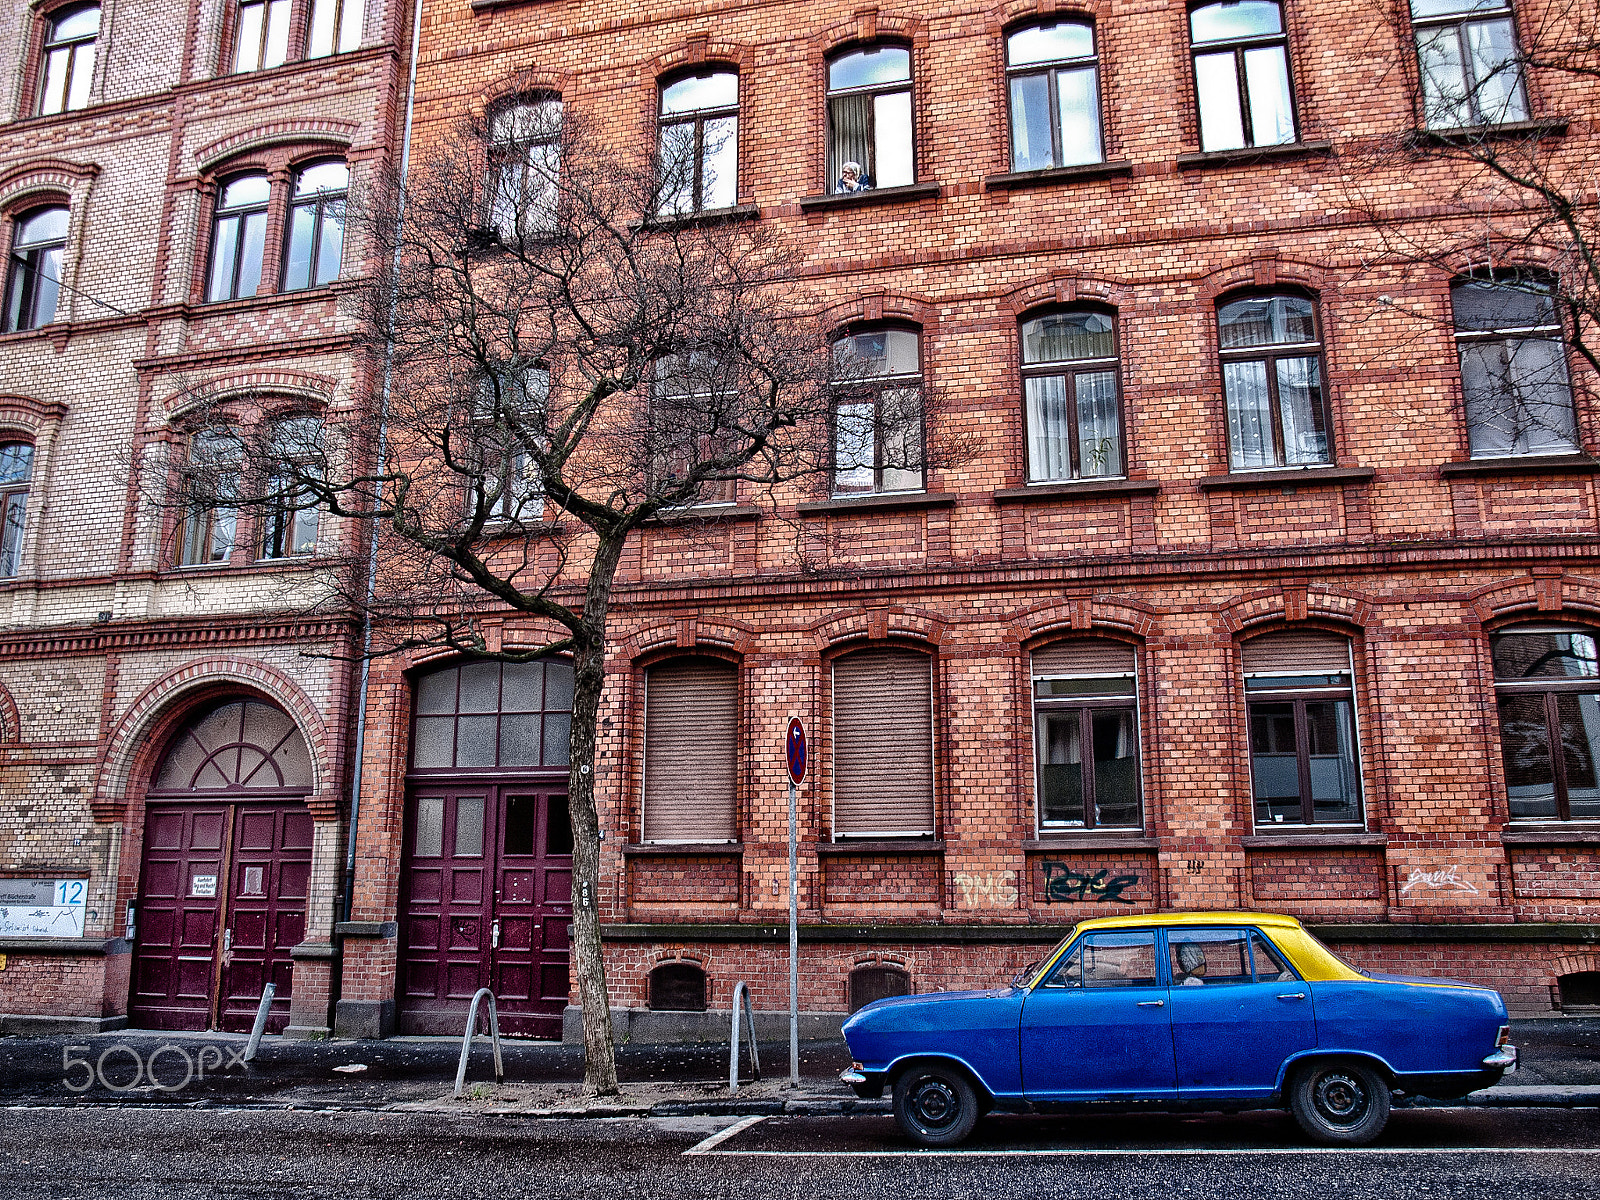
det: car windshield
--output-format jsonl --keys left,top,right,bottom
{"left": 1305, "top": 929, "right": 1370, "bottom": 977}
{"left": 1016, "top": 928, "right": 1078, "bottom": 987}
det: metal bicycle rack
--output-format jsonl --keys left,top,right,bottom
{"left": 454, "top": 987, "right": 505, "bottom": 1097}
{"left": 728, "top": 980, "right": 761, "bottom": 1093}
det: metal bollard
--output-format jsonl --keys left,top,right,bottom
{"left": 242, "top": 981, "right": 277, "bottom": 1063}
{"left": 728, "top": 981, "right": 761, "bottom": 1093}
{"left": 454, "top": 987, "right": 504, "bottom": 1097}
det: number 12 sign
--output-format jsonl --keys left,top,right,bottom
{"left": 786, "top": 717, "right": 806, "bottom": 786}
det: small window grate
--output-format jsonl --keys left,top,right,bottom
{"left": 649, "top": 962, "right": 707, "bottom": 1011}
{"left": 848, "top": 964, "right": 911, "bottom": 1012}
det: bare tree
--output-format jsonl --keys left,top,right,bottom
{"left": 164, "top": 100, "right": 958, "bottom": 1093}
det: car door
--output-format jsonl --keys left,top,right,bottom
{"left": 1166, "top": 927, "right": 1316, "bottom": 1099}
{"left": 1020, "top": 929, "right": 1177, "bottom": 1100}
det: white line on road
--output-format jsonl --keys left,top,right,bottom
{"left": 683, "top": 1115, "right": 770, "bottom": 1155}
{"left": 693, "top": 1145, "right": 1600, "bottom": 1159}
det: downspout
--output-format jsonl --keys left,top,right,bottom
{"left": 342, "top": 0, "right": 425, "bottom": 926}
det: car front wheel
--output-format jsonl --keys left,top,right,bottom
{"left": 1288, "top": 1060, "right": 1391, "bottom": 1146}
{"left": 892, "top": 1064, "right": 979, "bottom": 1147}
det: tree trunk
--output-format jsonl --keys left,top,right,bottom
{"left": 566, "top": 532, "right": 626, "bottom": 1095}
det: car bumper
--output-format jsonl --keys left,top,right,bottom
{"left": 841, "top": 1064, "right": 885, "bottom": 1098}
{"left": 1483, "top": 1045, "right": 1517, "bottom": 1074}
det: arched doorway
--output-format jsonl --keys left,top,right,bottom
{"left": 130, "top": 699, "right": 313, "bottom": 1032}
{"left": 396, "top": 658, "right": 574, "bottom": 1037}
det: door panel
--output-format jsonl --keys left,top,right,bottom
{"left": 219, "top": 803, "right": 311, "bottom": 1033}
{"left": 131, "top": 806, "right": 228, "bottom": 1031}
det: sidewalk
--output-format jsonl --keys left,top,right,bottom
{"left": 0, "top": 1017, "right": 1594, "bottom": 1116}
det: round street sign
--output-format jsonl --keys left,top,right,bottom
{"left": 785, "top": 717, "right": 806, "bottom": 785}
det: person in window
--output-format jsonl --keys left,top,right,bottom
{"left": 1175, "top": 942, "right": 1208, "bottom": 985}
{"left": 836, "top": 161, "right": 873, "bottom": 193}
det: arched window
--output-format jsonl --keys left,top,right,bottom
{"left": 1242, "top": 631, "right": 1362, "bottom": 828}
{"left": 234, "top": 0, "right": 290, "bottom": 74}
{"left": 1021, "top": 308, "right": 1123, "bottom": 482}
{"left": 1189, "top": 1, "right": 1297, "bottom": 152}
{"left": 1411, "top": 0, "right": 1528, "bottom": 129}
{"left": 37, "top": 4, "right": 99, "bottom": 115}
{"left": 649, "top": 961, "right": 707, "bottom": 1011}
{"left": 153, "top": 700, "right": 313, "bottom": 794}
{"left": 282, "top": 161, "right": 347, "bottom": 292}
{"left": 177, "top": 428, "right": 242, "bottom": 566}
{"left": 1217, "top": 292, "right": 1331, "bottom": 471}
{"left": 642, "top": 657, "right": 738, "bottom": 843}
{"left": 0, "top": 442, "right": 34, "bottom": 578}
{"left": 832, "top": 646, "right": 934, "bottom": 837}
{"left": 1492, "top": 625, "right": 1600, "bottom": 822}
{"left": 411, "top": 659, "right": 574, "bottom": 771}
{"left": 306, "top": 0, "right": 364, "bottom": 59}
{"left": 4, "top": 207, "right": 68, "bottom": 332}
{"left": 826, "top": 45, "right": 913, "bottom": 194}
{"left": 1451, "top": 275, "right": 1576, "bottom": 458}
{"left": 657, "top": 70, "right": 739, "bottom": 215}
{"left": 207, "top": 175, "right": 270, "bottom": 302}
{"left": 1006, "top": 21, "right": 1103, "bottom": 172}
{"left": 830, "top": 325, "right": 924, "bottom": 496}
{"left": 1031, "top": 639, "right": 1141, "bottom": 830}
{"left": 849, "top": 963, "right": 910, "bottom": 1012}
{"left": 488, "top": 98, "right": 562, "bottom": 241}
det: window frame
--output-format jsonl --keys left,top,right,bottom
{"left": 1451, "top": 274, "right": 1578, "bottom": 459}
{"left": 656, "top": 68, "right": 741, "bottom": 215}
{"left": 1030, "top": 644, "right": 1144, "bottom": 834}
{"left": 0, "top": 440, "right": 35, "bottom": 579}
{"left": 829, "top": 644, "right": 937, "bottom": 840}
{"left": 1409, "top": 0, "right": 1530, "bottom": 130}
{"left": 486, "top": 95, "right": 563, "bottom": 243}
{"left": 232, "top": 0, "right": 292, "bottom": 75}
{"left": 1216, "top": 290, "right": 1334, "bottom": 472}
{"left": 257, "top": 414, "right": 323, "bottom": 560}
{"left": 281, "top": 159, "right": 348, "bottom": 292}
{"left": 305, "top": 0, "right": 364, "bottom": 59}
{"left": 35, "top": 3, "right": 99, "bottom": 117}
{"left": 824, "top": 41, "right": 918, "bottom": 194}
{"left": 1003, "top": 19, "right": 1105, "bottom": 172}
{"left": 639, "top": 653, "right": 742, "bottom": 845}
{"left": 3, "top": 205, "right": 69, "bottom": 333}
{"left": 1491, "top": 624, "right": 1600, "bottom": 823}
{"left": 1018, "top": 305, "right": 1126, "bottom": 483}
{"left": 205, "top": 173, "right": 272, "bottom": 303}
{"left": 407, "top": 657, "right": 575, "bottom": 775}
{"left": 829, "top": 323, "right": 926, "bottom": 497}
{"left": 1187, "top": 0, "right": 1301, "bottom": 152}
{"left": 176, "top": 427, "right": 243, "bottom": 568}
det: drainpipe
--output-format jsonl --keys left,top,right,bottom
{"left": 342, "top": 0, "right": 425, "bottom": 926}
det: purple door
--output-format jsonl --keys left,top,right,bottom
{"left": 219, "top": 805, "right": 313, "bottom": 1032}
{"left": 130, "top": 806, "right": 230, "bottom": 1030}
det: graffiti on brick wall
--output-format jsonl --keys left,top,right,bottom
{"left": 1042, "top": 862, "right": 1140, "bottom": 905}
{"left": 954, "top": 871, "right": 1018, "bottom": 908}
{"left": 1400, "top": 865, "right": 1480, "bottom": 896}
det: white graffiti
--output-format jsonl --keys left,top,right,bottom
{"left": 1400, "top": 865, "right": 1481, "bottom": 896}
{"left": 955, "top": 871, "right": 1018, "bottom": 908}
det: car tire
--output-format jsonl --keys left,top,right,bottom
{"left": 892, "top": 1064, "right": 979, "bottom": 1147}
{"left": 1288, "top": 1060, "right": 1391, "bottom": 1146}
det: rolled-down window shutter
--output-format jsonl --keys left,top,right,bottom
{"left": 833, "top": 648, "right": 934, "bottom": 836}
{"left": 643, "top": 657, "right": 738, "bottom": 842}
{"left": 1240, "top": 631, "right": 1351, "bottom": 675}
{"left": 1031, "top": 639, "right": 1136, "bottom": 677}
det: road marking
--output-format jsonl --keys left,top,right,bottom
{"left": 683, "top": 1115, "right": 769, "bottom": 1155}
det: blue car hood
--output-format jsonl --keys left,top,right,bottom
{"left": 842, "top": 987, "right": 1019, "bottom": 1033}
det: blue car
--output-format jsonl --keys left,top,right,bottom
{"left": 841, "top": 911, "right": 1517, "bottom": 1146}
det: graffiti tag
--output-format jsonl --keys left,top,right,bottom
{"left": 1400, "top": 865, "right": 1481, "bottom": 896}
{"left": 1042, "top": 862, "right": 1140, "bottom": 905}
{"left": 954, "top": 871, "right": 1018, "bottom": 908}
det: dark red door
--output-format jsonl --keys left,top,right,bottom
{"left": 130, "top": 806, "right": 229, "bottom": 1030}
{"left": 493, "top": 792, "right": 572, "bottom": 1038}
{"left": 219, "top": 804, "right": 313, "bottom": 1032}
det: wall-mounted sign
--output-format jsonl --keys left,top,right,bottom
{"left": 0, "top": 878, "right": 88, "bottom": 938}
{"left": 190, "top": 874, "right": 218, "bottom": 898}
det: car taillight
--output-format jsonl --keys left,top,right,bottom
{"left": 1496, "top": 1024, "right": 1510, "bottom": 1048}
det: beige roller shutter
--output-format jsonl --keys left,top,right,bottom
{"left": 1240, "top": 631, "right": 1351, "bottom": 675}
{"left": 832, "top": 648, "right": 934, "bottom": 836}
{"left": 1032, "top": 639, "right": 1136, "bottom": 677}
{"left": 643, "top": 657, "right": 738, "bottom": 842}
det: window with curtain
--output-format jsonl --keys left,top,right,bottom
{"left": 1021, "top": 308, "right": 1123, "bottom": 482}
{"left": 657, "top": 70, "right": 739, "bottom": 216}
{"left": 642, "top": 657, "right": 739, "bottom": 843}
{"left": 4, "top": 207, "right": 68, "bottom": 332}
{"left": 651, "top": 353, "right": 737, "bottom": 505}
{"left": 206, "top": 174, "right": 270, "bottom": 302}
{"left": 1217, "top": 293, "right": 1331, "bottom": 471}
{"left": 0, "top": 443, "right": 34, "bottom": 578}
{"left": 306, "top": 0, "right": 363, "bottom": 58}
{"left": 234, "top": 0, "right": 290, "bottom": 73}
{"left": 1451, "top": 275, "right": 1576, "bottom": 458}
{"left": 1411, "top": 0, "right": 1529, "bottom": 129}
{"left": 37, "top": 4, "right": 98, "bottom": 115}
{"left": 488, "top": 98, "right": 563, "bottom": 241}
{"left": 1243, "top": 631, "right": 1363, "bottom": 828}
{"left": 831, "top": 326, "right": 924, "bottom": 496}
{"left": 832, "top": 647, "right": 934, "bottom": 837}
{"left": 1006, "top": 21, "right": 1103, "bottom": 172}
{"left": 466, "top": 363, "right": 549, "bottom": 527}
{"left": 259, "top": 416, "right": 323, "bottom": 559}
{"left": 1492, "top": 627, "right": 1600, "bottom": 822}
{"left": 1032, "top": 640, "right": 1142, "bottom": 830}
{"left": 281, "top": 161, "right": 347, "bottom": 291}
{"left": 177, "top": 429, "right": 242, "bottom": 566}
{"left": 826, "top": 45, "right": 914, "bottom": 194}
{"left": 1189, "top": 1, "right": 1298, "bottom": 152}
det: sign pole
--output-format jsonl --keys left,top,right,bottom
{"left": 784, "top": 716, "right": 806, "bottom": 1090}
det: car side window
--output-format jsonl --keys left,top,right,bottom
{"left": 1249, "top": 930, "right": 1300, "bottom": 982}
{"left": 1168, "top": 928, "right": 1252, "bottom": 986}
{"left": 1040, "top": 941, "right": 1083, "bottom": 987}
{"left": 1076, "top": 932, "right": 1160, "bottom": 987}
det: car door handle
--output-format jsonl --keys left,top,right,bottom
{"left": 1136, "top": 1000, "right": 1165, "bottom": 1007}
{"left": 1277, "top": 992, "right": 1306, "bottom": 1001}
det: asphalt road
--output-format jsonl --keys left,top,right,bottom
{"left": 4, "top": 1105, "right": 1599, "bottom": 1200}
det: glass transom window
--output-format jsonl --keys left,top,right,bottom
{"left": 412, "top": 659, "right": 574, "bottom": 771}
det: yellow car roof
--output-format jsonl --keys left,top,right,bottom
{"left": 1073, "top": 910, "right": 1305, "bottom": 933}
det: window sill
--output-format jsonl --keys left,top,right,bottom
{"left": 992, "top": 479, "right": 1159, "bottom": 504}
{"left": 470, "top": 0, "right": 554, "bottom": 9}
{"left": 621, "top": 843, "right": 743, "bottom": 856}
{"left": 637, "top": 204, "right": 761, "bottom": 231}
{"left": 983, "top": 161, "right": 1134, "bottom": 191}
{"left": 1501, "top": 825, "right": 1600, "bottom": 846}
{"left": 1439, "top": 454, "right": 1598, "bottom": 478}
{"left": 474, "top": 520, "right": 568, "bottom": 539}
{"left": 1176, "top": 140, "right": 1333, "bottom": 170}
{"left": 795, "top": 492, "right": 955, "bottom": 516}
{"left": 1408, "top": 118, "right": 1568, "bottom": 147}
{"left": 1022, "top": 835, "right": 1158, "bottom": 852}
{"left": 333, "top": 921, "right": 398, "bottom": 939}
{"left": 817, "top": 839, "right": 944, "bottom": 856}
{"left": 798, "top": 182, "right": 942, "bottom": 212}
{"left": 1197, "top": 465, "right": 1374, "bottom": 492}
{"left": 640, "top": 505, "right": 760, "bottom": 527}
{"left": 1241, "top": 832, "right": 1387, "bottom": 849}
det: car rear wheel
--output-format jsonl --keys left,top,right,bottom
{"left": 1288, "top": 1060, "right": 1391, "bottom": 1146}
{"left": 892, "top": 1064, "right": 979, "bottom": 1147}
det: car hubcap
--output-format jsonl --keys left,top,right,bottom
{"left": 1314, "top": 1072, "right": 1367, "bottom": 1123}
{"left": 912, "top": 1079, "right": 959, "bottom": 1129}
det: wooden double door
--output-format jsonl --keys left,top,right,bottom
{"left": 397, "top": 785, "right": 573, "bottom": 1038}
{"left": 130, "top": 801, "right": 311, "bottom": 1032}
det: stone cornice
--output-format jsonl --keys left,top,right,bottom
{"left": 0, "top": 614, "right": 357, "bottom": 660}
